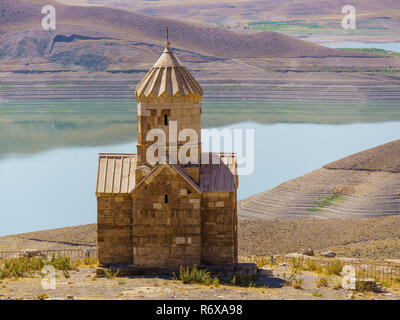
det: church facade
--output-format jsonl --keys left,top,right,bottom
{"left": 96, "top": 40, "right": 238, "bottom": 268}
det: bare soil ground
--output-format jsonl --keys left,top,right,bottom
{"left": 239, "top": 216, "right": 400, "bottom": 259}
{"left": 0, "top": 265, "right": 398, "bottom": 300}
{"left": 2, "top": 215, "right": 400, "bottom": 260}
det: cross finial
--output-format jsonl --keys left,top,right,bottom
{"left": 164, "top": 27, "right": 171, "bottom": 51}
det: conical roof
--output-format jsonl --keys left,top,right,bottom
{"left": 135, "top": 42, "right": 203, "bottom": 100}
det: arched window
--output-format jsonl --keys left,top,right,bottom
{"left": 165, "top": 194, "right": 168, "bottom": 204}
{"left": 164, "top": 114, "right": 168, "bottom": 126}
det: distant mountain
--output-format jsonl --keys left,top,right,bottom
{"left": 0, "top": 0, "right": 378, "bottom": 73}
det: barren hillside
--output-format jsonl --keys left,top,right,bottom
{"left": 239, "top": 139, "right": 400, "bottom": 220}
{"left": 0, "top": 0, "right": 342, "bottom": 59}
{"left": 0, "top": 0, "right": 389, "bottom": 74}
{"left": 55, "top": 0, "right": 400, "bottom": 44}
{"left": 1, "top": 0, "right": 400, "bottom": 104}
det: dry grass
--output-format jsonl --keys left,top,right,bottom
{"left": 305, "top": 260, "right": 324, "bottom": 273}
{"left": 76, "top": 257, "right": 98, "bottom": 268}
{"left": 315, "top": 276, "right": 330, "bottom": 288}
{"left": 285, "top": 272, "right": 303, "bottom": 290}
{"left": 325, "top": 261, "right": 344, "bottom": 276}
{"left": 0, "top": 256, "right": 98, "bottom": 280}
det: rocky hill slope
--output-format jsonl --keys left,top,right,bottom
{"left": 239, "top": 139, "right": 400, "bottom": 220}
{"left": 0, "top": 0, "right": 386, "bottom": 74}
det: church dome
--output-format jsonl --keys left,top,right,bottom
{"left": 135, "top": 42, "right": 203, "bottom": 100}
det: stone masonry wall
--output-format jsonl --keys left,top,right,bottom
{"left": 136, "top": 99, "right": 202, "bottom": 170}
{"left": 201, "top": 191, "right": 237, "bottom": 265}
{"left": 131, "top": 166, "right": 201, "bottom": 268}
{"left": 97, "top": 195, "right": 133, "bottom": 266}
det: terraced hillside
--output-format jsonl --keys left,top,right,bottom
{"left": 239, "top": 139, "right": 400, "bottom": 219}
{"left": 2, "top": 77, "right": 400, "bottom": 101}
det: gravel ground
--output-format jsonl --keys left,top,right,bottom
{"left": 0, "top": 265, "right": 399, "bottom": 300}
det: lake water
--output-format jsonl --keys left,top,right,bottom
{"left": 0, "top": 99, "right": 400, "bottom": 236}
{"left": 324, "top": 42, "right": 400, "bottom": 53}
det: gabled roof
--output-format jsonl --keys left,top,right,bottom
{"left": 96, "top": 153, "right": 238, "bottom": 195}
{"left": 96, "top": 153, "right": 137, "bottom": 194}
{"left": 200, "top": 153, "right": 238, "bottom": 192}
{"left": 132, "top": 162, "right": 202, "bottom": 194}
{"left": 135, "top": 42, "right": 203, "bottom": 99}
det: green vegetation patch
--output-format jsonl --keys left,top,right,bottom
{"left": 339, "top": 48, "right": 400, "bottom": 57}
{"left": 248, "top": 19, "right": 324, "bottom": 32}
{"left": 0, "top": 255, "right": 77, "bottom": 279}
{"left": 0, "top": 84, "right": 13, "bottom": 90}
{"left": 228, "top": 274, "right": 259, "bottom": 288}
{"left": 174, "top": 265, "right": 262, "bottom": 288}
{"left": 307, "top": 194, "right": 345, "bottom": 213}
{"left": 46, "top": 83, "right": 66, "bottom": 88}
{"left": 175, "top": 265, "right": 219, "bottom": 286}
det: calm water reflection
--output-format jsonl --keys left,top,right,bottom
{"left": 1, "top": 120, "right": 400, "bottom": 236}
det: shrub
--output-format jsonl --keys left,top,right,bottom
{"left": 79, "top": 257, "right": 98, "bottom": 268}
{"left": 229, "top": 274, "right": 258, "bottom": 287}
{"left": 178, "top": 265, "right": 218, "bottom": 286}
{"left": 325, "top": 261, "right": 344, "bottom": 275}
{"left": 312, "top": 290, "right": 323, "bottom": 298}
{"left": 286, "top": 272, "right": 303, "bottom": 289}
{"left": 290, "top": 258, "right": 304, "bottom": 272}
{"left": 48, "top": 255, "right": 75, "bottom": 271}
{"left": 315, "top": 276, "right": 329, "bottom": 288}
{"left": 305, "top": 260, "right": 323, "bottom": 273}
{"left": 104, "top": 269, "right": 120, "bottom": 279}
{"left": 0, "top": 255, "right": 80, "bottom": 279}
{"left": 293, "top": 278, "right": 303, "bottom": 289}
{"left": 0, "top": 257, "right": 46, "bottom": 278}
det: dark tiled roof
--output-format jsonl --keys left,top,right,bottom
{"left": 200, "top": 153, "right": 237, "bottom": 192}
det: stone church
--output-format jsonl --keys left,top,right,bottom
{"left": 96, "top": 38, "right": 238, "bottom": 269}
